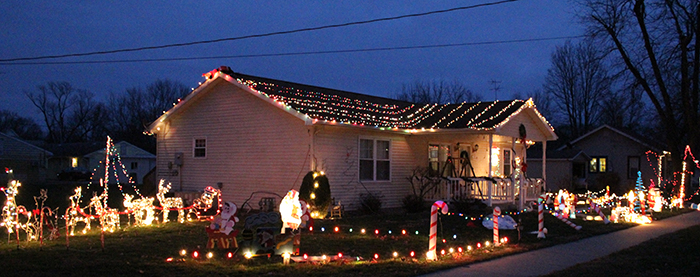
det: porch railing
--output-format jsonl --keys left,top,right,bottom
{"left": 426, "top": 177, "right": 544, "bottom": 207}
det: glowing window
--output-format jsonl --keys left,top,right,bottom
{"left": 71, "top": 157, "right": 78, "bottom": 168}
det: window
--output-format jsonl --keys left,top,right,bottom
{"left": 71, "top": 157, "right": 78, "bottom": 168}
{"left": 589, "top": 157, "right": 607, "bottom": 173}
{"left": 628, "top": 156, "right": 640, "bottom": 179}
{"left": 503, "top": 149, "right": 512, "bottom": 176}
{"left": 428, "top": 144, "right": 451, "bottom": 177}
{"left": 194, "top": 138, "right": 206, "bottom": 158}
{"left": 359, "top": 139, "right": 390, "bottom": 181}
{"left": 131, "top": 162, "right": 138, "bottom": 170}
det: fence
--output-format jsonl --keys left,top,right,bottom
{"left": 427, "top": 177, "right": 544, "bottom": 207}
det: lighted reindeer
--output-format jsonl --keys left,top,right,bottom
{"left": 65, "top": 187, "right": 92, "bottom": 236}
{"left": 89, "top": 191, "right": 120, "bottom": 233}
{"left": 123, "top": 194, "right": 155, "bottom": 226}
{"left": 157, "top": 180, "right": 184, "bottom": 223}
{"left": 1, "top": 180, "right": 36, "bottom": 241}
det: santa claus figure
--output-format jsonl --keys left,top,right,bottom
{"left": 210, "top": 201, "right": 239, "bottom": 235}
{"left": 279, "top": 190, "right": 303, "bottom": 234}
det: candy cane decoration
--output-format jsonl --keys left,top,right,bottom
{"left": 537, "top": 194, "right": 547, "bottom": 239}
{"left": 556, "top": 213, "right": 582, "bottom": 230}
{"left": 493, "top": 206, "right": 501, "bottom": 246}
{"left": 428, "top": 200, "right": 448, "bottom": 261}
{"left": 589, "top": 202, "right": 610, "bottom": 224}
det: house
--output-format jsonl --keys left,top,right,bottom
{"left": 42, "top": 141, "right": 104, "bottom": 182}
{"left": 527, "top": 144, "right": 590, "bottom": 192}
{"left": 84, "top": 140, "right": 156, "bottom": 185}
{"left": 534, "top": 125, "right": 667, "bottom": 194}
{"left": 147, "top": 66, "right": 557, "bottom": 211}
{"left": 0, "top": 132, "right": 52, "bottom": 185}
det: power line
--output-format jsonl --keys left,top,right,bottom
{"left": 0, "top": 0, "right": 519, "bottom": 62}
{"left": 0, "top": 35, "right": 584, "bottom": 65}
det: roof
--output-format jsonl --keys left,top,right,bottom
{"left": 527, "top": 143, "right": 590, "bottom": 161}
{"left": 560, "top": 125, "right": 665, "bottom": 152}
{"left": 40, "top": 141, "right": 104, "bottom": 157}
{"left": 84, "top": 141, "right": 156, "bottom": 159}
{"left": 0, "top": 132, "right": 53, "bottom": 155}
{"left": 150, "top": 66, "right": 556, "bottom": 136}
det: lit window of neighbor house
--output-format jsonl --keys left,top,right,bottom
{"left": 590, "top": 157, "right": 607, "bottom": 173}
{"left": 194, "top": 138, "right": 206, "bottom": 158}
{"left": 360, "top": 139, "right": 390, "bottom": 181}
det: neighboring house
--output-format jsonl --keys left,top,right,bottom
{"left": 84, "top": 141, "right": 156, "bottom": 185}
{"left": 553, "top": 125, "right": 666, "bottom": 193}
{"left": 527, "top": 144, "right": 590, "bottom": 192}
{"left": 0, "top": 132, "right": 52, "bottom": 185}
{"left": 42, "top": 141, "right": 104, "bottom": 181}
{"left": 147, "top": 67, "right": 557, "bottom": 210}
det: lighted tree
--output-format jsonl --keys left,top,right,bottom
{"left": 633, "top": 171, "right": 647, "bottom": 213}
{"left": 298, "top": 171, "right": 331, "bottom": 219}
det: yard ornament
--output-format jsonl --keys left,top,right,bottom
{"left": 206, "top": 201, "right": 239, "bottom": 249}
{"left": 428, "top": 200, "right": 448, "bottom": 261}
{"left": 279, "top": 190, "right": 303, "bottom": 234}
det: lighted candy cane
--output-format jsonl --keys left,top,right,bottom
{"left": 590, "top": 202, "right": 610, "bottom": 224}
{"left": 556, "top": 213, "right": 582, "bottom": 230}
{"left": 537, "top": 194, "right": 547, "bottom": 239}
{"left": 427, "top": 200, "right": 448, "bottom": 261}
{"left": 493, "top": 206, "right": 501, "bottom": 246}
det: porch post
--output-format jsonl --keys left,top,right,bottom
{"left": 511, "top": 137, "right": 516, "bottom": 203}
{"left": 309, "top": 125, "right": 316, "bottom": 171}
{"left": 542, "top": 141, "right": 547, "bottom": 192}
{"left": 488, "top": 134, "right": 493, "bottom": 206}
{"left": 520, "top": 142, "right": 526, "bottom": 210}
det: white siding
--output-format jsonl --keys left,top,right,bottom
{"left": 155, "top": 82, "right": 311, "bottom": 205}
{"left": 313, "top": 125, "right": 415, "bottom": 210}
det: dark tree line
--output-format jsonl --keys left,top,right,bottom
{"left": 1, "top": 79, "right": 189, "bottom": 153}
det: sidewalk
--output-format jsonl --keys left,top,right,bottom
{"left": 422, "top": 211, "right": 700, "bottom": 277}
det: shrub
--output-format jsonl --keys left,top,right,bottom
{"left": 358, "top": 192, "right": 383, "bottom": 215}
{"left": 298, "top": 171, "right": 332, "bottom": 218}
{"left": 402, "top": 194, "right": 425, "bottom": 213}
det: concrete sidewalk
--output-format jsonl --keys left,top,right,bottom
{"left": 422, "top": 211, "right": 700, "bottom": 277}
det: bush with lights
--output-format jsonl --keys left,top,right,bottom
{"left": 299, "top": 171, "right": 331, "bottom": 219}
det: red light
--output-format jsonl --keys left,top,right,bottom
{"left": 503, "top": 237, "right": 508, "bottom": 243}
{"left": 442, "top": 239, "right": 446, "bottom": 243}
{"left": 334, "top": 226, "right": 339, "bottom": 232}
{"left": 410, "top": 251, "right": 415, "bottom": 257}
{"left": 458, "top": 247, "right": 463, "bottom": 253}
{"left": 165, "top": 257, "right": 173, "bottom": 262}
{"left": 338, "top": 252, "right": 343, "bottom": 258}
{"left": 193, "top": 251, "right": 199, "bottom": 258}
{"left": 374, "top": 229, "right": 379, "bottom": 235}
{"left": 303, "top": 253, "right": 308, "bottom": 260}
{"left": 374, "top": 253, "right": 379, "bottom": 259}
{"left": 309, "top": 226, "right": 313, "bottom": 232}
{"left": 477, "top": 243, "right": 482, "bottom": 248}
{"left": 227, "top": 252, "right": 233, "bottom": 259}
{"left": 401, "top": 229, "right": 406, "bottom": 235}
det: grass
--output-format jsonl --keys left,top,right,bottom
{"left": 0, "top": 182, "right": 692, "bottom": 276}
{"left": 545, "top": 223, "right": 700, "bottom": 276}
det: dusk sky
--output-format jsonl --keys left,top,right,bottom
{"left": 0, "top": 0, "right": 582, "bottom": 123}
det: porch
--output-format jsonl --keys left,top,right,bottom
{"left": 426, "top": 176, "right": 544, "bottom": 208}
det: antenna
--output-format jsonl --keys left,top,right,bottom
{"left": 490, "top": 80, "right": 501, "bottom": 101}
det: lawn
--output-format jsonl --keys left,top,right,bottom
{"left": 1, "top": 198, "right": 688, "bottom": 277}
{"left": 545, "top": 223, "right": 700, "bottom": 276}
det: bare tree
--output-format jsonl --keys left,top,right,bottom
{"left": 577, "top": 0, "right": 699, "bottom": 172}
{"left": 394, "top": 80, "right": 481, "bottom": 104}
{"left": 106, "top": 79, "right": 190, "bottom": 152}
{"left": 24, "top": 82, "right": 105, "bottom": 143}
{"left": 543, "top": 39, "right": 611, "bottom": 138}
{"left": 0, "top": 110, "right": 43, "bottom": 140}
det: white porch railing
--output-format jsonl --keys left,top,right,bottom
{"left": 427, "top": 177, "right": 544, "bottom": 207}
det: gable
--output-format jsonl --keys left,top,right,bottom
{"left": 495, "top": 102, "right": 557, "bottom": 142}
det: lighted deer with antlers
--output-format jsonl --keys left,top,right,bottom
{"left": 65, "top": 187, "right": 91, "bottom": 236}
{"left": 123, "top": 194, "right": 155, "bottom": 226}
{"left": 157, "top": 180, "right": 184, "bottom": 223}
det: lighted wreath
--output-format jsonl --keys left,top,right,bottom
{"left": 298, "top": 171, "right": 331, "bottom": 219}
